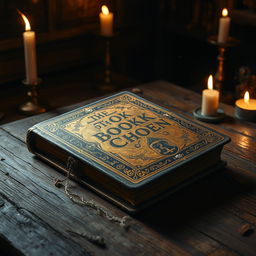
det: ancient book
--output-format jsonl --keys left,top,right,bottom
{"left": 26, "top": 91, "right": 230, "bottom": 212}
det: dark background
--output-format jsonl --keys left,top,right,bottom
{"left": 0, "top": 0, "right": 256, "bottom": 108}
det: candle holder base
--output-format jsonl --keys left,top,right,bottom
{"left": 235, "top": 107, "right": 256, "bottom": 122}
{"left": 19, "top": 101, "right": 46, "bottom": 116}
{"left": 0, "top": 112, "right": 4, "bottom": 120}
{"left": 193, "top": 107, "right": 225, "bottom": 123}
{"left": 19, "top": 78, "right": 46, "bottom": 116}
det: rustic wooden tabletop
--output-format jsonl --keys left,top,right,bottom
{"left": 0, "top": 81, "right": 256, "bottom": 256}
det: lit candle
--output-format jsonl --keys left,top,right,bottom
{"left": 235, "top": 91, "right": 256, "bottom": 121}
{"left": 217, "top": 8, "right": 231, "bottom": 44}
{"left": 99, "top": 5, "right": 113, "bottom": 37}
{"left": 19, "top": 11, "right": 38, "bottom": 84}
{"left": 236, "top": 91, "right": 256, "bottom": 110}
{"left": 201, "top": 75, "right": 220, "bottom": 116}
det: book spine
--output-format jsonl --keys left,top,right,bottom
{"left": 26, "top": 126, "right": 38, "bottom": 155}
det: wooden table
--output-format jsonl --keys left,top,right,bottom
{"left": 0, "top": 81, "right": 256, "bottom": 256}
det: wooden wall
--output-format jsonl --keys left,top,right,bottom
{"left": 0, "top": 0, "right": 104, "bottom": 83}
{"left": 0, "top": 0, "right": 256, "bottom": 93}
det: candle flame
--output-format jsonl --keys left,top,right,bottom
{"left": 207, "top": 75, "right": 213, "bottom": 90}
{"left": 101, "top": 5, "right": 109, "bottom": 15}
{"left": 222, "top": 8, "right": 228, "bottom": 17}
{"left": 244, "top": 91, "right": 250, "bottom": 104}
{"left": 17, "top": 10, "right": 31, "bottom": 31}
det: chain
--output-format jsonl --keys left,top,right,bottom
{"left": 53, "top": 156, "right": 131, "bottom": 246}
{"left": 64, "top": 181, "right": 131, "bottom": 229}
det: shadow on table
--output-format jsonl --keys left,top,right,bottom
{"left": 134, "top": 167, "right": 255, "bottom": 235}
{"left": 0, "top": 235, "right": 25, "bottom": 256}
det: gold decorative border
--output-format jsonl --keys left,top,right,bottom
{"left": 38, "top": 93, "right": 226, "bottom": 184}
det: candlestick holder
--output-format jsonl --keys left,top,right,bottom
{"left": 19, "top": 78, "right": 46, "bottom": 115}
{"left": 100, "top": 34, "right": 115, "bottom": 92}
{"left": 208, "top": 35, "right": 239, "bottom": 92}
{"left": 193, "top": 107, "right": 226, "bottom": 123}
{"left": 94, "top": 32, "right": 117, "bottom": 92}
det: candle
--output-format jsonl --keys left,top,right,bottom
{"left": 235, "top": 91, "right": 256, "bottom": 121}
{"left": 19, "top": 11, "right": 38, "bottom": 84}
{"left": 217, "top": 8, "right": 231, "bottom": 44}
{"left": 201, "top": 75, "right": 220, "bottom": 116}
{"left": 236, "top": 91, "right": 256, "bottom": 110}
{"left": 99, "top": 5, "right": 113, "bottom": 37}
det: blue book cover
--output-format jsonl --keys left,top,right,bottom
{"left": 27, "top": 91, "right": 230, "bottom": 212}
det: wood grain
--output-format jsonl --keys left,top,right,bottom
{"left": 0, "top": 81, "right": 256, "bottom": 256}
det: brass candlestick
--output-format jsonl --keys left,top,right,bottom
{"left": 19, "top": 78, "right": 46, "bottom": 115}
{"left": 99, "top": 35, "right": 115, "bottom": 92}
{"left": 208, "top": 35, "right": 239, "bottom": 92}
{"left": 95, "top": 33, "right": 116, "bottom": 92}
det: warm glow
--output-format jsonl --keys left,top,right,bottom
{"left": 207, "top": 75, "right": 213, "bottom": 90}
{"left": 244, "top": 91, "right": 250, "bottom": 104}
{"left": 222, "top": 8, "right": 228, "bottom": 17}
{"left": 101, "top": 5, "right": 109, "bottom": 15}
{"left": 18, "top": 10, "right": 31, "bottom": 31}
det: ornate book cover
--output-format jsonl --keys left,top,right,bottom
{"left": 27, "top": 91, "right": 230, "bottom": 212}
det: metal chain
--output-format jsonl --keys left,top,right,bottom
{"left": 64, "top": 181, "right": 131, "bottom": 229}
{"left": 53, "top": 156, "right": 131, "bottom": 246}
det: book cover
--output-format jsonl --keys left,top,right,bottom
{"left": 27, "top": 91, "right": 230, "bottom": 212}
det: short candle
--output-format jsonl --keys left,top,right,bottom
{"left": 235, "top": 91, "right": 256, "bottom": 121}
{"left": 201, "top": 75, "right": 220, "bottom": 116}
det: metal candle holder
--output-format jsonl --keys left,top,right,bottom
{"left": 208, "top": 35, "right": 239, "bottom": 92}
{"left": 235, "top": 105, "right": 256, "bottom": 122}
{"left": 98, "top": 33, "right": 116, "bottom": 92}
{"left": 193, "top": 107, "right": 226, "bottom": 123}
{"left": 19, "top": 78, "right": 46, "bottom": 115}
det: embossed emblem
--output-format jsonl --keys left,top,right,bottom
{"left": 148, "top": 137, "right": 179, "bottom": 156}
{"left": 39, "top": 92, "right": 225, "bottom": 183}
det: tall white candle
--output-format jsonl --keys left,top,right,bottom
{"left": 99, "top": 5, "right": 113, "bottom": 37}
{"left": 217, "top": 8, "right": 231, "bottom": 44}
{"left": 19, "top": 11, "right": 38, "bottom": 84}
{"left": 201, "top": 75, "right": 220, "bottom": 116}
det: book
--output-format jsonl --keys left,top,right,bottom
{"left": 26, "top": 91, "right": 230, "bottom": 212}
